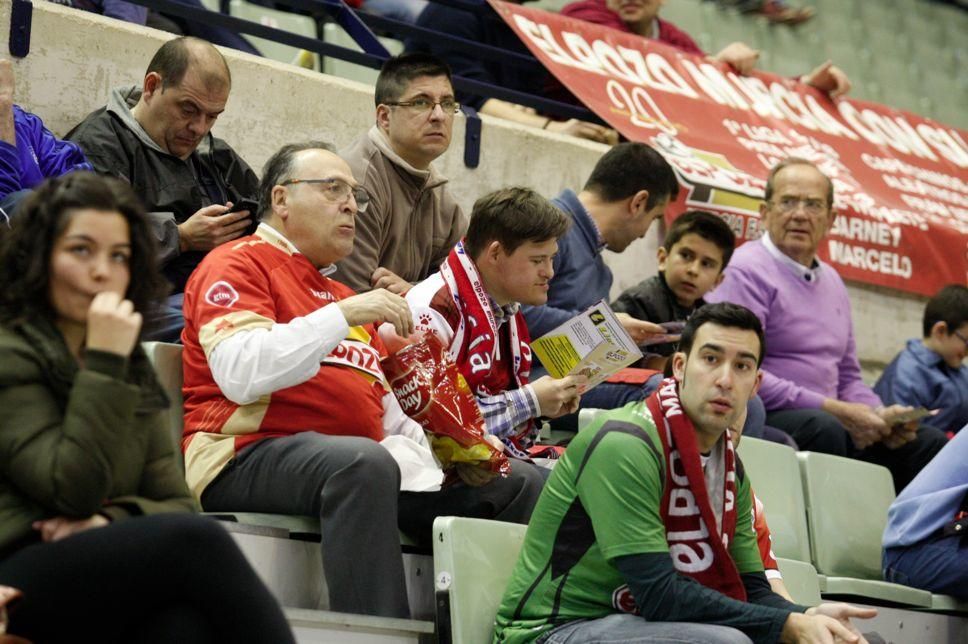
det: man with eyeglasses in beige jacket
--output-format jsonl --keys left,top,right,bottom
{"left": 337, "top": 53, "right": 467, "bottom": 295}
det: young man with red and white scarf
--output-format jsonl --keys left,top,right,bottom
{"left": 494, "top": 302, "right": 878, "bottom": 644}
{"left": 406, "top": 187, "right": 586, "bottom": 461}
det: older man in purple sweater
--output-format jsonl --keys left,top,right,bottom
{"left": 706, "top": 158, "right": 946, "bottom": 491}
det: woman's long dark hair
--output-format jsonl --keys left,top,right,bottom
{"left": 0, "top": 173, "right": 168, "bottom": 330}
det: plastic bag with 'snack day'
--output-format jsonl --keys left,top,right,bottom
{"left": 381, "top": 333, "right": 510, "bottom": 476}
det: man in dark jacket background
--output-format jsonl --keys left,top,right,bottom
{"left": 67, "top": 36, "right": 259, "bottom": 342}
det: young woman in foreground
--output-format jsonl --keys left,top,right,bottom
{"left": 0, "top": 173, "right": 294, "bottom": 643}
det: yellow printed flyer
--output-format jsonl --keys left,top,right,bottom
{"left": 530, "top": 299, "right": 642, "bottom": 388}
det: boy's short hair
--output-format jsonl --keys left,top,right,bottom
{"left": 663, "top": 210, "right": 736, "bottom": 269}
{"left": 923, "top": 284, "right": 968, "bottom": 337}
{"left": 464, "top": 187, "right": 569, "bottom": 259}
{"left": 374, "top": 53, "right": 452, "bottom": 107}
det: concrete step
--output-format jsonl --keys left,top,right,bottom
{"left": 284, "top": 608, "right": 434, "bottom": 644}
{"left": 219, "top": 517, "right": 435, "bottom": 620}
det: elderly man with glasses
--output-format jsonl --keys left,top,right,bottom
{"left": 706, "top": 157, "right": 947, "bottom": 491}
{"left": 180, "top": 142, "right": 542, "bottom": 620}
{"left": 337, "top": 52, "right": 467, "bottom": 295}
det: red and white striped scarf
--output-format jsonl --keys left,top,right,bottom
{"left": 439, "top": 242, "right": 535, "bottom": 456}
{"left": 646, "top": 377, "right": 746, "bottom": 601}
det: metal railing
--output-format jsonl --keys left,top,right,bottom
{"left": 118, "top": 0, "right": 599, "bottom": 122}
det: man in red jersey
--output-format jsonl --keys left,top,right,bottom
{"left": 180, "top": 142, "right": 543, "bottom": 620}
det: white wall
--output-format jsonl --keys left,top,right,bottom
{"left": 1, "top": 0, "right": 927, "bottom": 372}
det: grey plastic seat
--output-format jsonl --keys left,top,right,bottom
{"left": 776, "top": 557, "right": 822, "bottom": 606}
{"left": 229, "top": 0, "right": 320, "bottom": 69}
{"left": 797, "top": 451, "right": 932, "bottom": 607}
{"left": 142, "top": 341, "right": 187, "bottom": 454}
{"left": 142, "top": 342, "right": 328, "bottom": 538}
{"left": 321, "top": 23, "right": 403, "bottom": 87}
{"left": 433, "top": 517, "right": 528, "bottom": 644}
{"left": 737, "top": 437, "right": 812, "bottom": 563}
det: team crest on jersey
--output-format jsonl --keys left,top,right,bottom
{"left": 205, "top": 281, "right": 240, "bottom": 308}
{"left": 611, "top": 584, "right": 638, "bottom": 614}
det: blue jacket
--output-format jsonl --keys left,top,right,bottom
{"left": 0, "top": 105, "right": 92, "bottom": 200}
{"left": 883, "top": 427, "right": 968, "bottom": 549}
{"left": 874, "top": 339, "right": 968, "bottom": 435}
{"left": 522, "top": 189, "right": 613, "bottom": 339}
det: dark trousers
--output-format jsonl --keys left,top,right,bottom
{"left": 884, "top": 532, "right": 968, "bottom": 599}
{"left": 766, "top": 408, "right": 949, "bottom": 491}
{"left": 0, "top": 514, "right": 294, "bottom": 643}
{"left": 144, "top": 292, "right": 186, "bottom": 343}
{"left": 201, "top": 432, "right": 544, "bottom": 619}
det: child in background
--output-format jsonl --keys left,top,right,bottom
{"left": 875, "top": 284, "right": 968, "bottom": 437}
{"left": 613, "top": 210, "right": 735, "bottom": 370}
{"left": 614, "top": 212, "right": 796, "bottom": 448}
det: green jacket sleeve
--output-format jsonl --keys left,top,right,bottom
{"left": 0, "top": 342, "right": 194, "bottom": 519}
{"left": 0, "top": 345, "right": 136, "bottom": 517}
{"left": 100, "top": 409, "right": 197, "bottom": 520}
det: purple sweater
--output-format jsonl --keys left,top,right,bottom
{"left": 706, "top": 237, "right": 882, "bottom": 412}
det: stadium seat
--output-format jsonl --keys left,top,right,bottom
{"left": 142, "top": 342, "right": 327, "bottom": 532}
{"left": 776, "top": 558, "right": 822, "bottom": 606}
{"left": 142, "top": 341, "right": 186, "bottom": 455}
{"left": 656, "top": 0, "right": 705, "bottom": 37}
{"left": 736, "top": 437, "right": 811, "bottom": 563}
{"left": 228, "top": 0, "right": 320, "bottom": 69}
{"left": 432, "top": 516, "right": 528, "bottom": 644}
{"left": 576, "top": 406, "right": 608, "bottom": 431}
{"left": 796, "top": 451, "right": 932, "bottom": 607}
{"left": 143, "top": 341, "right": 433, "bottom": 616}
{"left": 854, "top": 1, "right": 901, "bottom": 33}
{"left": 930, "top": 594, "right": 968, "bottom": 613}
{"left": 321, "top": 23, "right": 403, "bottom": 86}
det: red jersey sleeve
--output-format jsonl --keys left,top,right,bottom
{"left": 751, "top": 491, "right": 781, "bottom": 577}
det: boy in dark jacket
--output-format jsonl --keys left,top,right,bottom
{"left": 613, "top": 210, "right": 735, "bottom": 370}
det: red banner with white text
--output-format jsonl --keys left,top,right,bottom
{"left": 488, "top": 0, "right": 968, "bottom": 296}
